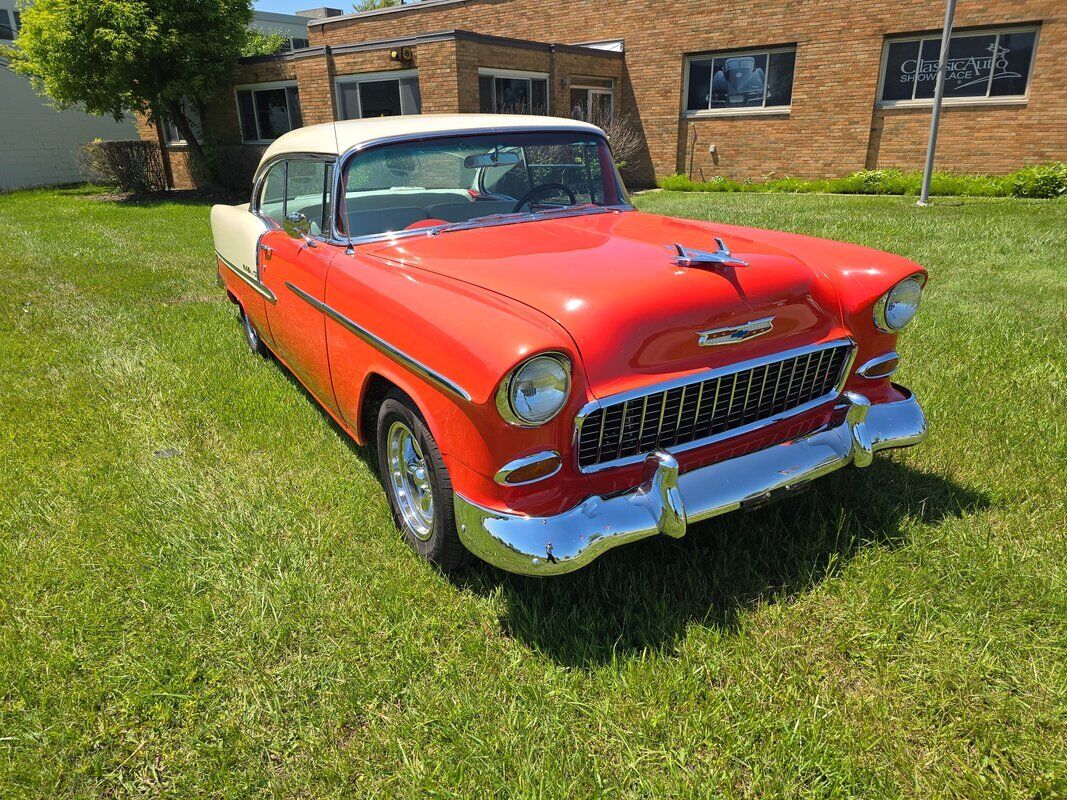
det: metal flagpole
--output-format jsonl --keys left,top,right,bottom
{"left": 918, "top": 0, "right": 958, "bottom": 206}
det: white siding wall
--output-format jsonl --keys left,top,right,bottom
{"left": 0, "top": 64, "right": 138, "bottom": 191}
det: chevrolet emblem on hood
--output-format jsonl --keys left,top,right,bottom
{"left": 697, "top": 316, "right": 775, "bottom": 346}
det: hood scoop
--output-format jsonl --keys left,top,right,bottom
{"left": 673, "top": 238, "right": 749, "bottom": 269}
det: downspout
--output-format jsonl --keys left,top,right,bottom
{"left": 687, "top": 127, "right": 697, "bottom": 179}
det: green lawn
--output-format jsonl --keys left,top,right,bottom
{"left": 1, "top": 186, "right": 1064, "bottom": 798}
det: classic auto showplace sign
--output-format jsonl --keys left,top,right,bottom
{"left": 901, "top": 41, "right": 1023, "bottom": 92}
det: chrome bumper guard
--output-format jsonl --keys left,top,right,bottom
{"left": 454, "top": 386, "right": 928, "bottom": 576}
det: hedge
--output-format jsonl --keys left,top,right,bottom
{"left": 658, "top": 163, "right": 1067, "bottom": 199}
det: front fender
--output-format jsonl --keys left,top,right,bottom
{"left": 708, "top": 223, "right": 927, "bottom": 391}
{"left": 324, "top": 249, "right": 588, "bottom": 493}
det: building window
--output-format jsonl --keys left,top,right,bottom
{"left": 0, "top": 9, "right": 14, "bottom": 40}
{"left": 569, "top": 77, "right": 614, "bottom": 121}
{"left": 684, "top": 46, "right": 796, "bottom": 115}
{"left": 478, "top": 69, "right": 549, "bottom": 114}
{"left": 879, "top": 26, "right": 1039, "bottom": 105}
{"left": 336, "top": 70, "right": 421, "bottom": 119}
{"left": 290, "top": 37, "right": 309, "bottom": 50}
{"left": 162, "top": 99, "right": 203, "bottom": 146}
{"left": 235, "top": 83, "right": 303, "bottom": 144}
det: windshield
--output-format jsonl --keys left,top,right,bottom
{"left": 338, "top": 131, "right": 629, "bottom": 240}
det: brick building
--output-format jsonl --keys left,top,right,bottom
{"left": 139, "top": 0, "right": 1066, "bottom": 189}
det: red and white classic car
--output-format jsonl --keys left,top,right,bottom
{"left": 211, "top": 114, "right": 928, "bottom": 575}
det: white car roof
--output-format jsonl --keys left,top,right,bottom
{"left": 259, "top": 113, "right": 605, "bottom": 165}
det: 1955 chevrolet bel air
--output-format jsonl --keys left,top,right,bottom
{"left": 210, "top": 114, "right": 928, "bottom": 576}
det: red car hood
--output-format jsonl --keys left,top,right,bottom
{"left": 366, "top": 210, "right": 843, "bottom": 397}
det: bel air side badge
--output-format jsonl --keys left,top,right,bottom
{"left": 697, "top": 316, "right": 775, "bottom": 347}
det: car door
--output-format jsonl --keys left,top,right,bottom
{"left": 257, "top": 156, "right": 340, "bottom": 413}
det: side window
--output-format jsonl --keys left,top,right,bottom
{"left": 259, "top": 162, "right": 286, "bottom": 227}
{"left": 257, "top": 159, "right": 333, "bottom": 235}
{"left": 285, "top": 160, "right": 329, "bottom": 235}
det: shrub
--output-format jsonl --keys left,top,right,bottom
{"left": 75, "top": 139, "right": 168, "bottom": 194}
{"left": 657, "top": 164, "right": 1066, "bottom": 199}
{"left": 1007, "top": 163, "right": 1067, "bottom": 198}
{"left": 569, "top": 104, "right": 644, "bottom": 180}
{"left": 659, "top": 174, "right": 742, "bottom": 192}
{"left": 190, "top": 139, "right": 265, "bottom": 194}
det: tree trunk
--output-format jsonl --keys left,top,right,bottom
{"left": 163, "top": 99, "right": 220, "bottom": 190}
{"left": 164, "top": 100, "right": 204, "bottom": 161}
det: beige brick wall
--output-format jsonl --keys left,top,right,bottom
{"left": 311, "top": 0, "right": 1066, "bottom": 181}
{"left": 142, "top": 0, "right": 1066, "bottom": 189}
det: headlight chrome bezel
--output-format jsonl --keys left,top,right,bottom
{"left": 495, "top": 352, "right": 572, "bottom": 427}
{"left": 874, "top": 273, "right": 926, "bottom": 333}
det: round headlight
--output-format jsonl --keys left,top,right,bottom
{"left": 497, "top": 354, "right": 571, "bottom": 426}
{"left": 875, "top": 275, "right": 925, "bottom": 332}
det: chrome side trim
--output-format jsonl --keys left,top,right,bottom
{"left": 572, "top": 338, "right": 855, "bottom": 473}
{"left": 493, "top": 451, "right": 562, "bottom": 486}
{"left": 284, "top": 281, "right": 471, "bottom": 402}
{"left": 216, "top": 250, "right": 277, "bottom": 303}
{"left": 857, "top": 351, "right": 900, "bottom": 379}
{"left": 456, "top": 387, "right": 928, "bottom": 576}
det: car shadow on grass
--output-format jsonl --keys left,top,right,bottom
{"left": 451, "top": 459, "right": 988, "bottom": 668}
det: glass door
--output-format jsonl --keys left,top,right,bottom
{"left": 568, "top": 81, "right": 614, "bottom": 121}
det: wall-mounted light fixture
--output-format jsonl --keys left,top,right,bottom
{"left": 390, "top": 46, "right": 414, "bottom": 63}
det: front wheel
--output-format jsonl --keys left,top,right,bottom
{"left": 376, "top": 391, "right": 471, "bottom": 571}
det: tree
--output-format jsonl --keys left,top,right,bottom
{"left": 8, "top": 0, "right": 263, "bottom": 162}
{"left": 353, "top": 0, "right": 400, "bottom": 10}
{"left": 242, "top": 29, "right": 291, "bottom": 58}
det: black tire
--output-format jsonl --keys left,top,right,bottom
{"left": 376, "top": 390, "right": 471, "bottom": 571}
{"left": 240, "top": 305, "right": 269, "bottom": 356}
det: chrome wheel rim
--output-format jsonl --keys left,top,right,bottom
{"left": 386, "top": 420, "right": 434, "bottom": 541}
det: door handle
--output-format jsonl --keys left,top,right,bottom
{"left": 259, "top": 243, "right": 273, "bottom": 254}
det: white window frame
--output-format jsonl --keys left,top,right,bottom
{"left": 333, "top": 69, "right": 420, "bottom": 119}
{"left": 570, "top": 78, "right": 615, "bottom": 119}
{"left": 478, "top": 67, "right": 551, "bottom": 113}
{"left": 234, "top": 80, "right": 300, "bottom": 145}
{"left": 876, "top": 25, "right": 1041, "bottom": 108}
{"left": 682, "top": 45, "right": 796, "bottom": 118}
{"left": 161, "top": 98, "right": 203, "bottom": 147}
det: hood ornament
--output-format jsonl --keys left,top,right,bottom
{"left": 674, "top": 238, "right": 749, "bottom": 269}
{"left": 697, "top": 316, "right": 774, "bottom": 347}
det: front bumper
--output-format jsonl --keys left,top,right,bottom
{"left": 454, "top": 386, "right": 928, "bottom": 576}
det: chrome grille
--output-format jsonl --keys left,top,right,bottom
{"left": 576, "top": 343, "right": 853, "bottom": 470}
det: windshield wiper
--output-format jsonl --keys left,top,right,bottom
{"left": 428, "top": 204, "right": 611, "bottom": 236}
{"left": 428, "top": 212, "right": 533, "bottom": 236}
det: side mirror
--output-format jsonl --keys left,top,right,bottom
{"left": 283, "top": 211, "right": 311, "bottom": 240}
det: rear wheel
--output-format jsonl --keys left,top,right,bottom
{"left": 240, "top": 305, "right": 269, "bottom": 356}
{"left": 376, "top": 391, "right": 471, "bottom": 571}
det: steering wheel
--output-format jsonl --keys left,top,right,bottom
{"left": 512, "top": 183, "right": 577, "bottom": 213}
